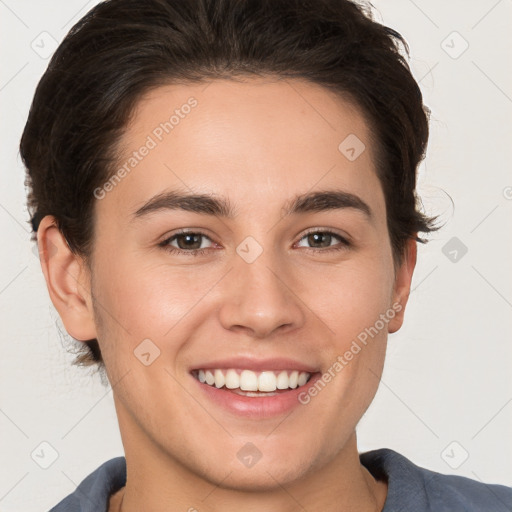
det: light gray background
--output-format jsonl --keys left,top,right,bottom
{"left": 1, "top": 0, "right": 511, "bottom": 510}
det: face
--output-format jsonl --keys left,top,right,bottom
{"left": 44, "top": 77, "right": 415, "bottom": 492}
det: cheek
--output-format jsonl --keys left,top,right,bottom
{"left": 307, "top": 257, "right": 394, "bottom": 342}
{"left": 299, "top": 253, "right": 392, "bottom": 405}
{"left": 94, "top": 252, "right": 214, "bottom": 339}
{"left": 93, "top": 235, "right": 394, "bottom": 369}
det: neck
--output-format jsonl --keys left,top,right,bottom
{"left": 114, "top": 429, "right": 386, "bottom": 512}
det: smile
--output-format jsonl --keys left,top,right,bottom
{"left": 192, "top": 368, "right": 312, "bottom": 395}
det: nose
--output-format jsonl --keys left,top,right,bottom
{"left": 218, "top": 253, "right": 306, "bottom": 339}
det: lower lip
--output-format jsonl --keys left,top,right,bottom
{"left": 192, "top": 372, "right": 322, "bottom": 418}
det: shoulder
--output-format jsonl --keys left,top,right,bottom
{"left": 360, "top": 448, "right": 512, "bottom": 512}
{"left": 49, "top": 456, "right": 126, "bottom": 512}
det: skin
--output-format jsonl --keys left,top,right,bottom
{"left": 37, "top": 77, "right": 417, "bottom": 511}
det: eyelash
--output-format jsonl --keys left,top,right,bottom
{"left": 158, "top": 228, "right": 351, "bottom": 257}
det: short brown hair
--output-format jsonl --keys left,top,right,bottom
{"left": 20, "top": 0, "right": 440, "bottom": 374}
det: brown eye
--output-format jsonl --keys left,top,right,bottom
{"left": 307, "top": 232, "right": 333, "bottom": 248}
{"left": 174, "top": 233, "right": 204, "bottom": 250}
{"left": 296, "top": 230, "right": 350, "bottom": 251}
{"left": 159, "top": 231, "right": 215, "bottom": 256}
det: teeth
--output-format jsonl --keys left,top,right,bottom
{"left": 240, "top": 370, "right": 258, "bottom": 391}
{"left": 225, "top": 369, "right": 239, "bottom": 389}
{"left": 297, "top": 372, "right": 308, "bottom": 386}
{"left": 194, "top": 368, "right": 311, "bottom": 392}
{"left": 258, "top": 371, "right": 277, "bottom": 392}
{"left": 276, "top": 370, "right": 289, "bottom": 389}
{"left": 205, "top": 370, "right": 215, "bottom": 386}
{"left": 214, "top": 369, "right": 225, "bottom": 388}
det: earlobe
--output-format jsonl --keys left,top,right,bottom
{"left": 36, "top": 215, "right": 97, "bottom": 341}
{"left": 387, "top": 237, "right": 417, "bottom": 334}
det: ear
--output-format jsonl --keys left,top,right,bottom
{"left": 387, "top": 237, "right": 417, "bottom": 334}
{"left": 36, "top": 215, "right": 97, "bottom": 341}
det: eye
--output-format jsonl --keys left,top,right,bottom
{"left": 159, "top": 231, "right": 215, "bottom": 256}
{"left": 158, "top": 228, "right": 350, "bottom": 257}
{"left": 295, "top": 230, "right": 350, "bottom": 252}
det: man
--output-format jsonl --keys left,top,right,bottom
{"left": 20, "top": 0, "right": 512, "bottom": 510}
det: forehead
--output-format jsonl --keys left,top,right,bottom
{"left": 99, "top": 77, "right": 385, "bottom": 224}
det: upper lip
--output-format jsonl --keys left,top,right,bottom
{"left": 190, "top": 356, "right": 319, "bottom": 373}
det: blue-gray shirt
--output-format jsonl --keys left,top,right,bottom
{"left": 49, "top": 448, "right": 512, "bottom": 511}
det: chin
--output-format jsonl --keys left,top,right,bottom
{"left": 213, "top": 459, "right": 310, "bottom": 492}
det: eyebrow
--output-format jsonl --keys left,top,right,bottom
{"left": 131, "top": 189, "right": 372, "bottom": 221}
